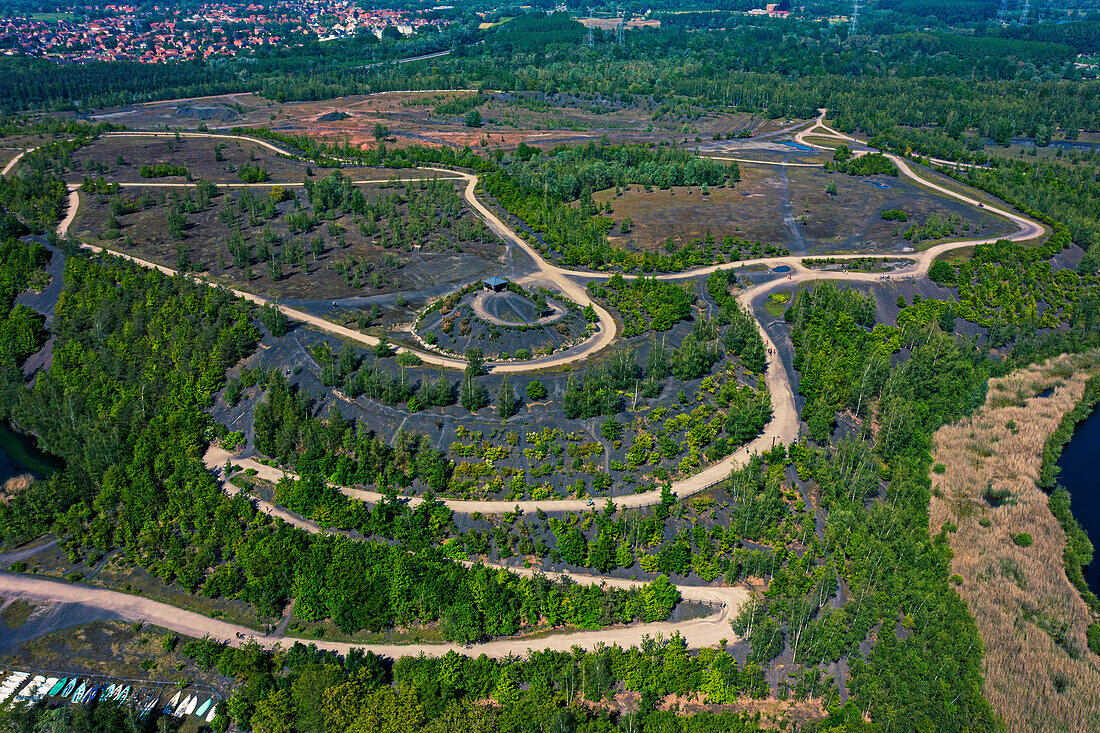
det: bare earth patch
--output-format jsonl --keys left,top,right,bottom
{"left": 930, "top": 350, "right": 1100, "bottom": 733}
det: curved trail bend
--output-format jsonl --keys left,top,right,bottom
{"left": 0, "top": 568, "right": 747, "bottom": 659}
{"left": 0, "top": 463, "right": 749, "bottom": 659}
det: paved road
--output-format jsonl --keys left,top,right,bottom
{"left": 352, "top": 48, "right": 452, "bottom": 70}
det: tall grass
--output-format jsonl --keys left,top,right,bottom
{"left": 929, "top": 351, "right": 1100, "bottom": 733}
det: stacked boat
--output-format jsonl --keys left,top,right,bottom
{"left": 0, "top": 670, "right": 218, "bottom": 721}
{"left": 0, "top": 672, "right": 30, "bottom": 704}
{"left": 168, "top": 690, "right": 219, "bottom": 723}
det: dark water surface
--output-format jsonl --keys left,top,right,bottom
{"left": 0, "top": 423, "right": 62, "bottom": 481}
{"left": 1057, "top": 406, "right": 1100, "bottom": 596}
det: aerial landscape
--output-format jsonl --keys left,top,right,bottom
{"left": 0, "top": 0, "right": 1099, "bottom": 731}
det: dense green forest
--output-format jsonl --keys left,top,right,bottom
{"left": 0, "top": 250, "right": 675, "bottom": 642}
{"left": 0, "top": 238, "right": 48, "bottom": 381}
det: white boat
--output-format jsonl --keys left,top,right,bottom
{"left": 195, "top": 698, "right": 212, "bottom": 717}
{"left": 34, "top": 678, "right": 58, "bottom": 700}
{"left": 0, "top": 676, "right": 19, "bottom": 697}
{"left": 70, "top": 681, "right": 87, "bottom": 703}
{"left": 3, "top": 671, "right": 27, "bottom": 682}
{"left": 115, "top": 686, "right": 131, "bottom": 704}
{"left": 61, "top": 678, "right": 78, "bottom": 697}
{"left": 103, "top": 684, "right": 116, "bottom": 701}
{"left": 139, "top": 696, "right": 159, "bottom": 719}
{"left": 163, "top": 690, "right": 181, "bottom": 715}
{"left": 183, "top": 695, "right": 197, "bottom": 715}
{"left": 15, "top": 677, "right": 44, "bottom": 703}
{"left": 206, "top": 700, "right": 219, "bottom": 722}
{"left": 0, "top": 672, "right": 28, "bottom": 701}
{"left": 172, "top": 694, "right": 193, "bottom": 717}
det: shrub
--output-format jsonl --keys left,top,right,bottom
{"left": 928, "top": 259, "right": 957, "bottom": 285}
{"left": 239, "top": 164, "right": 270, "bottom": 183}
{"left": 830, "top": 152, "right": 899, "bottom": 176}
{"left": 139, "top": 163, "right": 189, "bottom": 178}
{"left": 1012, "top": 532, "right": 1034, "bottom": 547}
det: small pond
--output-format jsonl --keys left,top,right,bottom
{"left": 1056, "top": 406, "right": 1100, "bottom": 596}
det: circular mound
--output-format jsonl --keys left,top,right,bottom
{"left": 414, "top": 283, "right": 589, "bottom": 361}
{"left": 473, "top": 290, "right": 566, "bottom": 326}
{"left": 479, "top": 290, "right": 545, "bottom": 324}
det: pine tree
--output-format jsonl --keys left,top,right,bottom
{"left": 497, "top": 376, "right": 515, "bottom": 421}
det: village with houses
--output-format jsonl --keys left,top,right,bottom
{"left": 0, "top": 1, "right": 448, "bottom": 63}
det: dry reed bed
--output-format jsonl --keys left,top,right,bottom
{"left": 930, "top": 351, "right": 1100, "bottom": 733}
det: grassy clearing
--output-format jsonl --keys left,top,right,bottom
{"left": 931, "top": 245, "right": 976, "bottom": 264}
{"left": 930, "top": 350, "right": 1100, "bottom": 733}
{"left": 593, "top": 167, "right": 786, "bottom": 251}
{"left": 764, "top": 292, "right": 790, "bottom": 318}
{"left": 799, "top": 135, "right": 847, "bottom": 148}
{"left": 2, "top": 599, "right": 36, "bottom": 629}
{"left": 786, "top": 165, "right": 1012, "bottom": 251}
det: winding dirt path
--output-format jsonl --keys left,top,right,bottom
{"left": 42, "top": 123, "right": 1044, "bottom": 514}
{"left": 0, "top": 113, "right": 1048, "bottom": 658}
{"left": 0, "top": 458, "right": 749, "bottom": 658}
{"left": 0, "top": 568, "right": 746, "bottom": 658}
